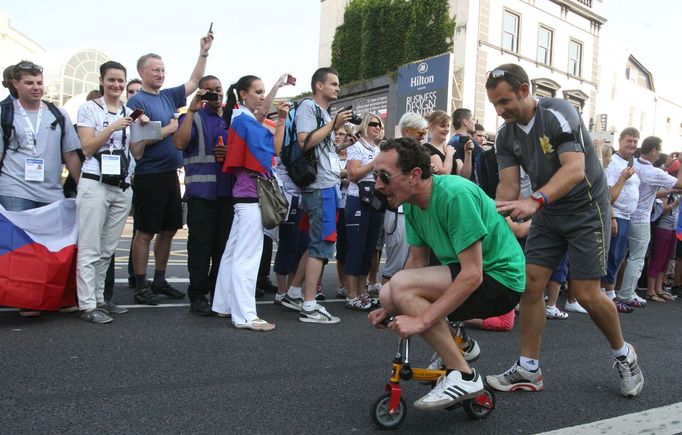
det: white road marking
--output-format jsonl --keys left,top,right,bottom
{"left": 537, "top": 402, "right": 682, "bottom": 435}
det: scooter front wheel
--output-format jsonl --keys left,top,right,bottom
{"left": 371, "top": 392, "right": 407, "bottom": 430}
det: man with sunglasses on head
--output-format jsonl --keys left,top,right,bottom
{"left": 485, "top": 63, "right": 643, "bottom": 398}
{"left": 368, "top": 137, "right": 525, "bottom": 411}
{"left": 0, "top": 61, "right": 82, "bottom": 316}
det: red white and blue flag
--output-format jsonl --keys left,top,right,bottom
{"left": 223, "top": 110, "right": 275, "bottom": 175}
{"left": 0, "top": 199, "right": 77, "bottom": 310}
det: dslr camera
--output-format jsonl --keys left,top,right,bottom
{"left": 458, "top": 135, "right": 471, "bottom": 144}
{"left": 341, "top": 105, "right": 363, "bottom": 125}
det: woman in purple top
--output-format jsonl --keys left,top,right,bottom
{"left": 211, "top": 74, "right": 289, "bottom": 331}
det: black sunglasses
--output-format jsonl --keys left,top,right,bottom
{"left": 374, "top": 170, "right": 404, "bottom": 184}
{"left": 368, "top": 121, "right": 382, "bottom": 128}
{"left": 14, "top": 62, "right": 43, "bottom": 74}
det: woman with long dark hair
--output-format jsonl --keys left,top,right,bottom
{"left": 211, "top": 74, "right": 289, "bottom": 331}
{"left": 76, "top": 61, "right": 147, "bottom": 323}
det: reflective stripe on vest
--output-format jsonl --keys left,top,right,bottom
{"left": 182, "top": 114, "right": 216, "bottom": 166}
{"left": 185, "top": 174, "right": 217, "bottom": 183}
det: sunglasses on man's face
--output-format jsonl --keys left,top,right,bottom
{"left": 374, "top": 170, "right": 405, "bottom": 184}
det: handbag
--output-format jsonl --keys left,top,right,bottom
{"left": 255, "top": 175, "right": 289, "bottom": 229}
{"left": 358, "top": 180, "right": 375, "bottom": 208}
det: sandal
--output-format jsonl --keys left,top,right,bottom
{"left": 659, "top": 292, "right": 675, "bottom": 302}
{"left": 234, "top": 318, "right": 276, "bottom": 331}
{"left": 645, "top": 294, "right": 666, "bottom": 302}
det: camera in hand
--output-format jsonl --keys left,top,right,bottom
{"left": 341, "top": 105, "right": 363, "bottom": 125}
{"left": 201, "top": 92, "right": 220, "bottom": 102}
{"left": 458, "top": 135, "right": 471, "bottom": 144}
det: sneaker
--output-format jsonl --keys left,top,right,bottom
{"left": 613, "top": 297, "right": 634, "bottom": 313}
{"left": 81, "top": 309, "right": 113, "bottom": 324}
{"left": 97, "top": 301, "right": 128, "bottom": 314}
{"left": 359, "top": 291, "right": 379, "bottom": 308}
{"left": 621, "top": 297, "right": 646, "bottom": 308}
{"left": 336, "top": 287, "right": 347, "bottom": 298}
{"left": 58, "top": 306, "right": 79, "bottom": 314}
{"left": 151, "top": 281, "right": 185, "bottom": 299}
{"left": 315, "top": 285, "right": 326, "bottom": 301}
{"left": 661, "top": 289, "right": 678, "bottom": 300}
{"left": 633, "top": 293, "right": 649, "bottom": 304}
{"left": 299, "top": 303, "right": 341, "bottom": 324}
{"left": 189, "top": 298, "right": 212, "bottom": 317}
{"left": 486, "top": 361, "right": 544, "bottom": 392}
{"left": 135, "top": 287, "right": 161, "bottom": 305}
{"left": 546, "top": 305, "right": 568, "bottom": 319}
{"left": 414, "top": 369, "right": 484, "bottom": 410}
{"left": 613, "top": 343, "right": 644, "bottom": 397}
{"left": 273, "top": 293, "right": 286, "bottom": 306}
{"left": 345, "top": 296, "right": 372, "bottom": 311}
{"left": 280, "top": 294, "right": 303, "bottom": 311}
{"left": 129, "top": 278, "right": 151, "bottom": 289}
{"left": 564, "top": 299, "right": 588, "bottom": 314}
{"left": 367, "top": 282, "right": 382, "bottom": 296}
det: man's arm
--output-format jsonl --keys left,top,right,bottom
{"left": 419, "top": 241, "right": 483, "bottom": 330}
{"left": 183, "top": 33, "right": 213, "bottom": 97}
{"left": 609, "top": 166, "right": 635, "bottom": 204}
{"left": 174, "top": 92, "right": 205, "bottom": 150}
{"left": 62, "top": 150, "right": 82, "bottom": 184}
{"left": 298, "top": 109, "right": 352, "bottom": 151}
{"left": 495, "top": 166, "right": 521, "bottom": 201}
{"left": 403, "top": 246, "right": 430, "bottom": 269}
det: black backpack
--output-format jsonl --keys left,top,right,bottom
{"left": 0, "top": 96, "right": 66, "bottom": 171}
{"left": 279, "top": 98, "right": 327, "bottom": 187}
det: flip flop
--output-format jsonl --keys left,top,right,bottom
{"left": 659, "top": 292, "right": 675, "bottom": 302}
{"left": 234, "top": 318, "right": 276, "bottom": 331}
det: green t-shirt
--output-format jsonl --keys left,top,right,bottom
{"left": 404, "top": 175, "right": 525, "bottom": 292}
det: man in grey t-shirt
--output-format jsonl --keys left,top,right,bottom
{"left": 279, "top": 67, "right": 352, "bottom": 324}
{"left": 485, "top": 63, "right": 643, "bottom": 399}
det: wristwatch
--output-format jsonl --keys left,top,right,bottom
{"left": 530, "top": 191, "right": 547, "bottom": 209}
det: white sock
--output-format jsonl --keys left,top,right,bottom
{"left": 606, "top": 290, "right": 616, "bottom": 299}
{"left": 546, "top": 304, "right": 556, "bottom": 309}
{"left": 302, "top": 300, "right": 317, "bottom": 311}
{"left": 287, "top": 286, "right": 302, "bottom": 299}
{"left": 612, "top": 343, "right": 629, "bottom": 359}
{"left": 519, "top": 356, "right": 539, "bottom": 372}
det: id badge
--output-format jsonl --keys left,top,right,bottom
{"left": 25, "top": 158, "right": 45, "bottom": 182}
{"left": 101, "top": 154, "right": 121, "bottom": 175}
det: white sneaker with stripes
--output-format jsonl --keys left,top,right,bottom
{"left": 413, "top": 369, "right": 484, "bottom": 410}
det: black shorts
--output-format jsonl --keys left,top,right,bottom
{"left": 133, "top": 171, "right": 183, "bottom": 234}
{"left": 446, "top": 263, "right": 521, "bottom": 322}
{"left": 676, "top": 238, "right": 682, "bottom": 259}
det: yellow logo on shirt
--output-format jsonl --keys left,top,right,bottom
{"left": 539, "top": 135, "right": 554, "bottom": 155}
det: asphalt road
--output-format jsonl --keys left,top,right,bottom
{"left": 1, "top": 222, "right": 681, "bottom": 434}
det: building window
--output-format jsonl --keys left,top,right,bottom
{"left": 537, "top": 26, "right": 553, "bottom": 65}
{"left": 568, "top": 40, "right": 582, "bottom": 76}
{"left": 502, "top": 10, "right": 520, "bottom": 52}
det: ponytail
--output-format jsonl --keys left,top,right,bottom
{"left": 223, "top": 84, "right": 238, "bottom": 129}
{"left": 221, "top": 75, "right": 261, "bottom": 130}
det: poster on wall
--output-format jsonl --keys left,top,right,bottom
{"left": 396, "top": 53, "right": 452, "bottom": 121}
{"left": 331, "top": 91, "right": 389, "bottom": 120}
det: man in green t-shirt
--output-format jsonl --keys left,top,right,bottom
{"left": 368, "top": 138, "right": 525, "bottom": 411}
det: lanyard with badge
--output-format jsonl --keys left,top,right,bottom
{"left": 97, "top": 100, "right": 128, "bottom": 177}
{"left": 15, "top": 100, "right": 45, "bottom": 181}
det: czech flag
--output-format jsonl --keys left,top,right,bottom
{"left": 0, "top": 199, "right": 77, "bottom": 310}
{"left": 223, "top": 110, "right": 274, "bottom": 175}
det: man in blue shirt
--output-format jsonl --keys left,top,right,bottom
{"left": 128, "top": 32, "right": 213, "bottom": 305}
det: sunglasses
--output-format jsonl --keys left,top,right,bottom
{"left": 13, "top": 62, "right": 43, "bottom": 74}
{"left": 374, "top": 170, "right": 404, "bottom": 184}
{"left": 487, "top": 69, "right": 524, "bottom": 84}
{"left": 368, "top": 121, "right": 382, "bottom": 128}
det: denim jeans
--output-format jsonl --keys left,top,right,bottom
{"left": 0, "top": 195, "right": 49, "bottom": 211}
{"left": 619, "top": 222, "right": 650, "bottom": 300}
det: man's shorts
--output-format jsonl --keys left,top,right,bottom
{"left": 133, "top": 171, "right": 183, "bottom": 234}
{"left": 300, "top": 187, "right": 338, "bottom": 260}
{"left": 446, "top": 263, "right": 521, "bottom": 322}
{"left": 524, "top": 195, "right": 610, "bottom": 280}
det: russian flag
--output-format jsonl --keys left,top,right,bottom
{"left": 223, "top": 111, "right": 275, "bottom": 175}
{"left": 0, "top": 199, "right": 77, "bottom": 310}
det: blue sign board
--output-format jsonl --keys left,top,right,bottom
{"left": 397, "top": 53, "right": 451, "bottom": 117}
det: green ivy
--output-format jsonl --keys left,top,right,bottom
{"left": 331, "top": 0, "right": 455, "bottom": 83}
